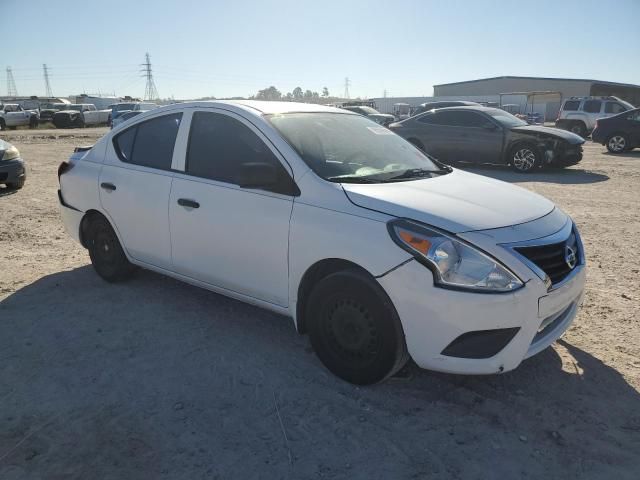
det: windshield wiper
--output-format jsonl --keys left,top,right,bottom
{"left": 388, "top": 168, "right": 449, "bottom": 181}
{"left": 326, "top": 175, "right": 383, "bottom": 184}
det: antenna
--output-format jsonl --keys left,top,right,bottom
{"left": 344, "top": 77, "right": 350, "bottom": 99}
{"left": 6, "top": 67, "right": 18, "bottom": 97}
{"left": 43, "top": 64, "right": 53, "bottom": 97}
{"left": 141, "top": 52, "right": 159, "bottom": 101}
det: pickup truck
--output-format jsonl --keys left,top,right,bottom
{"left": 52, "top": 104, "right": 111, "bottom": 128}
{"left": 0, "top": 104, "right": 39, "bottom": 130}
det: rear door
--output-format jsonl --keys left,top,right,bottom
{"left": 442, "top": 110, "right": 503, "bottom": 163}
{"left": 168, "top": 108, "right": 295, "bottom": 306}
{"left": 99, "top": 111, "right": 183, "bottom": 269}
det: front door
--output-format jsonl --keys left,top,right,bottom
{"left": 169, "top": 109, "right": 295, "bottom": 307}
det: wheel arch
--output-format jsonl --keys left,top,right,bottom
{"left": 295, "top": 258, "right": 377, "bottom": 334}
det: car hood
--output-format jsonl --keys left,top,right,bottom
{"left": 341, "top": 169, "right": 555, "bottom": 233}
{"left": 511, "top": 125, "right": 585, "bottom": 144}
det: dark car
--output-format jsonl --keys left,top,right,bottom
{"left": 412, "top": 100, "right": 481, "bottom": 116}
{"left": 591, "top": 108, "right": 640, "bottom": 153}
{"left": 39, "top": 103, "right": 69, "bottom": 122}
{"left": 389, "top": 106, "right": 585, "bottom": 173}
{"left": 341, "top": 105, "right": 395, "bottom": 126}
{"left": 0, "top": 139, "right": 26, "bottom": 190}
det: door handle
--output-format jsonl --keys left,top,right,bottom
{"left": 100, "top": 182, "right": 116, "bottom": 191}
{"left": 177, "top": 198, "right": 200, "bottom": 208}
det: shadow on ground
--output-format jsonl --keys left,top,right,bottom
{"left": 603, "top": 150, "right": 640, "bottom": 159}
{"left": 1, "top": 267, "right": 638, "bottom": 479}
{"left": 462, "top": 164, "right": 610, "bottom": 184}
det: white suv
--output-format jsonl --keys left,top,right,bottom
{"left": 58, "top": 101, "right": 586, "bottom": 385}
{"left": 556, "top": 96, "right": 633, "bottom": 137}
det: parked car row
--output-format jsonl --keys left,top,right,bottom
{"left": 57, "top": 100, "right": 586, "bottom": 385}
{"left": 555, "top": 96, "right": 634, "bottom": 137}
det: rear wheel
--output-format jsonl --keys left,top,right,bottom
{"left": 510, "top": 144, "right": 539, "bottom": 173}
{"left": 606, "top": 134, "right": 628, "bottom": 153}
{"left": 86, "top": 215, "right": 136, "bottom": 282}
{"left": 0, "top": 119, "right": 5, "bottom": 131}
{"left": 569, "top": 122, "right": 586, "bottom": 138}
{"left": 306, "top": 269, "right": 408, "bottom": 385}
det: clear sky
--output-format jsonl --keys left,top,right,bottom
{"left": 3, "top": 0, "right": 639, "bottom": 100}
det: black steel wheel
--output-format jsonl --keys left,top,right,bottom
{"left": 86, "top": 215, "right": 136, "bottom": 282}
{"left": 306, "top": 269, "right": 408, "bottom": 385}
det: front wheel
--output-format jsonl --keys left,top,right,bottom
{"left": 606, "top": 134, "right": 628, "bottom": 153}
{"left": 86, "top": 215, "right": 136, "bottom": 282}
{"left": 306, "top": 269, "right": 408, "bottom": 385}
{"left": 510, "top": 145, "right": 539, "bottom": 173}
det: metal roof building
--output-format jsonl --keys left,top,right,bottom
{"left": 433, "top": 76, "right": 640, "bottom": 119}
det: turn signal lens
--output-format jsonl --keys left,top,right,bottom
{"left": 398, "top": 229, "right": 431, "bottom": 255}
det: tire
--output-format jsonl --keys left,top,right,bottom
{"left": 86, "top": 215, "right": 136, "bottom": 282}
{"left": 29, "top": 116, "right": 39, "bottom": 129}
{"left": 7, "top": 177, "right": 25, "bottom": 190}
{"left": 75, "top": 116, "right": 85, "bottom": 128}
{"left": 510, "top": 144, "right": 539, "bottom": 173}
{"left": 606, "top": 133, "right": 628, "bottom": 154}
{"left": 0, "top": 119, "right": 5, "bottom": 131}
{"left": 306, "top": 269, "right": 408, "bottom": 385}
{"left": 569, "top": 122, "right": 586, "bottom": 138}
{"left": 407, "top": 138, "right": 425, "bottom": 151}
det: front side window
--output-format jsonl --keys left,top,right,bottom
{"left": 186, "top": 111, "right": 287, "bottom": 186}
{"left": 583, "top": 100, "right": 602, "bottom": 113}
{"left": 268, "top": 113, "right": 445, "bottom": 183}
{"left": 113, "top": 113, "right": 182, "bottom": 170}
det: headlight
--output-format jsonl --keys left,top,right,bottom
{"left": 388, "top": 219, "right": 523, "bottom": 293}
{"left": 2, "top": 145, "right": 20, "bottom": 161}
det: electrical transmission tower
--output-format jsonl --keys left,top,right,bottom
{"left": 43, "top": 64, "right": 53, "bottom": 97}
{"left": 6, "top": 67, "right": 18, "bottom": 97}
{"left": 141, "top": 52, "right": 159, "bottom": 101}
{"left": 343, "top": 77, "right": 350, "bottom": 99}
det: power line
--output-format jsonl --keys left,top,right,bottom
{"left": 141, "top": 52, "right": 159, "bottom": 101}
{"left": 43, "top": 64, "right": 53, "bottom": 97}
{"left": 6, "top": 67, "right": 18, "bottom": 96}
{"left": 344, "top": 77, "right": 350, "bottom": 99}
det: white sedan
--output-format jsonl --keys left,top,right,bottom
{"left": 58, "top": 101, "right": 586, "bottom": 385}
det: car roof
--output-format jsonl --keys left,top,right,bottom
{"left": 141, "top": 100, "right": 353, "bottom": 118}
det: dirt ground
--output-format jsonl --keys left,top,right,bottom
{"left": 1, "top": 127, "right": 639, "bottom": 479}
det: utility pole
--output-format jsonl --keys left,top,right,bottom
{"left": 383, "top": 89, "right": 388, "bottom": 98}
{"left": 6, "top": 67, "right": 18, "bottom": 97}
{"left": 343, "top": 77, "right": 350, "bottom": 99}
{"left": 43, "top": 64, "right": 53, "bottom": 97}
{"left": 140, "top": 52, "right": 159, "bottom": 101}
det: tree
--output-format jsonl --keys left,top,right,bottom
{"left": 292, "top": 87, "right": 303, "bottom": 100}
{"left": 255, "top": 86, "right": 282, "bottom": 101}
{"left": 322, "top": 87, "right": 329, "bottom": 97}
{"left": 285, "top": 92, "right": 293, "bottom": 101}
{"left": 303, "top": 90, "right": 313, "bottom": 101}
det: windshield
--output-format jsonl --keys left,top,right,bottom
{"left": 268, "top": 113, "right": 446, "bottom": 183}
{"left": 485, "top": 108, "right": 527, "bottom": 127}
{"left": 113, "top": 103, "right": 136, "bottom": 112}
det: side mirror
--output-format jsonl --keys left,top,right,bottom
{"left": 238, "top": 162, "right": 279, "bottom": 189}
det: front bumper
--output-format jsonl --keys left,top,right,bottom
{"left": 378, "top": 214, "right": 586, "bottom": 375}
{"left": 379, "top": 259, "right": 585, "bottom": 374}
{"left": 0, "top": 158, "right": 26, "bottom": 185}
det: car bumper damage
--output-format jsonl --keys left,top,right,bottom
{"left": 378, "top": 214, "right": 586, "bottom": 375}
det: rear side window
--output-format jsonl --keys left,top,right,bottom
{"left": 583, "top": 100, "right": 602, "bottom": 113}
{"left": 186, "top": 111, "right": 285, "bottom": 185}
{"left": 605, "top": 102, "right": 627, "bottom": 114}
{"left": 424, "top": 111, "right": 469, "bottom": 126}
{"left": 562, "top": 100, "right": 580, "bottom": 111}
{"left": 113, "top": 113, "right": 182, "bottom": 170}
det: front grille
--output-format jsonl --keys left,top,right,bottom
{"left": 515, "top": 232, "right": 578, "bottom": 285}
